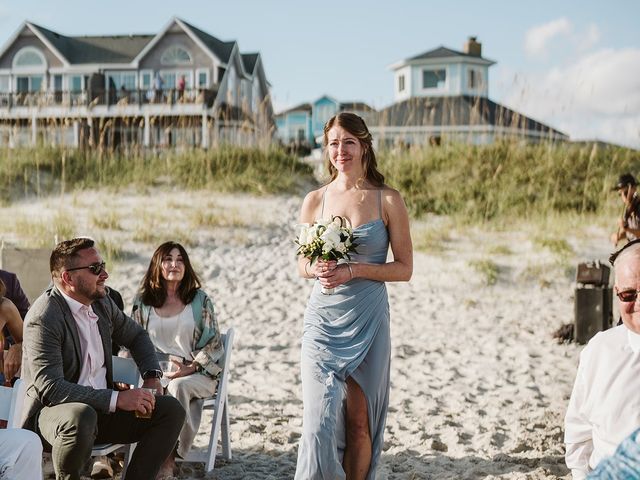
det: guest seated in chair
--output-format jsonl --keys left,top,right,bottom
{"left": 130, "top": 241, "right": 225, "bottom": 476}
{"left": 0, "top": 278, "right": 25, "bottom": 384}
{"left": 0, "top": 269, "right": 29, "bottom": 385}
{"left": 21, "top": 237, "right": 185, "bottom": 480}
{"left": 565, "top": 240, "right": 640, "bottom": 479}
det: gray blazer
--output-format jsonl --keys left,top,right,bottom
{"left": 21, "top": 285, "right": 159, "bottom": 429}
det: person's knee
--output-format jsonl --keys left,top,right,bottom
{"left": 59, "top": 403, "right": 98, "bottom": 442}
{"left": 166, "top": 376, "right": 189, "bottom": 398}
{"left": 15, "top": 429, "right": 43, "bottom": 456}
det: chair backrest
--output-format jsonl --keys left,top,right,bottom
{"left": 220, "top": 328, "right": 234, "bottom": 379}
{"left": 112, "top": 356, "right": 142, "bottom": 387}
{"left": 0, "top": 379, "right": 26, "bottom": 428}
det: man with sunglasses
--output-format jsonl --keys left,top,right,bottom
{"left": 565, "top": 241, "right": 640, "bottom": 479}
{"left": 610, "top": 173, "right": 640, "bottom": 247}
{"left": 21, "top": 237, "right": 185, "bottom": 480}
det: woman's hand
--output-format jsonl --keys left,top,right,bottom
{"left": 312, "top": 259, "right": 337, "bottom": 278}
{"left": 316, "top": 263, "right": 353, "bottom": 290}
{"left": 3, "top": 342, "right": 21, "bottom": 380}
{"left": 165, "top": 359, "right": 197, "bottom": 379}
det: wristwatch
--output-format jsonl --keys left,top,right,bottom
{"left": 142, "top": 369, "right": 163, "bottom": 380}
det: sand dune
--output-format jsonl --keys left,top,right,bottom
{"left": 1, "top": 189, "right": 613, "bottom": 479}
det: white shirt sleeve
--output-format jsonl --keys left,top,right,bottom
{"left": 565, "top": 353, "right": 593, "bottom": 477}
{"left": 109, "top": 390, "right": 119, "bottom": 413}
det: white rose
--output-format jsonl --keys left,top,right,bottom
{"left": 335, "top": 242, "right": 347, "bottom": 254}
{"left": 320, "top": 229, "right": 341, "bottom": 249}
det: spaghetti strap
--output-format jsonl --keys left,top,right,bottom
{"left": 321, "top": 186, "right": 328, "bottom": 217}
{"left": 377, "top": 189, "right": 383, "bottom": 220}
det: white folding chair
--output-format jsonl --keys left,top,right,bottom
{"left": 90, "top": 355, "right": 142, "bottom": 476}
{"left": 0, "top": 378, "right": 26, "bottom": 428}
{"left": 178, "top": 327, "right": 235, "bottom": 472}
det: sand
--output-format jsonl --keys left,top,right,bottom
{"left": 1, "top": 188, "right": 614, "bottom": 480}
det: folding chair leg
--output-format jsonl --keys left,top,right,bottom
{"left": 221, "top": 401, "right": 231, "bottom": 460}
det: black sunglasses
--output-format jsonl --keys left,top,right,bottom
{"left": 66, "top": 261, "right": 106, "bottom": 276}
{"left": 616, "top": 289, "right": 640, "bottom": 303}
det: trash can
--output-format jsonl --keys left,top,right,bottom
{"left": 574, "top": 260, "right": 613, "bottom": 344}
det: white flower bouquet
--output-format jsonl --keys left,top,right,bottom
{"left": 295, "top": 215, "right": 358, "bottom": 294}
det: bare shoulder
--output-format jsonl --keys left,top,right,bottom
{"left": 0, "top": 297, "right": 19, "bottom": 317}
{"left": 300, "top": 186, "right": 326, "bottom": 222}
{"left": 380, "top": 185, "right": 407, "bottom": 210}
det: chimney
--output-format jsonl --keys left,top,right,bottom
{"left": 464, "top": 36, "right": 482, "bottom": 57}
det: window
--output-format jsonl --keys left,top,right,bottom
{"left": 468, "top": 69, "right": 482, "bottom": 89}
{"left": 160, "top": 70, "right": 191, "bottom": 89}
{"left": 140, "top": 70, "right": 152, "bottom": 90}
{"left": 423, "top": 69, "right": 446, "bottom": 89}
{"left": 70, "top": 75, "right": 83, "bottom": 92}
{"left": 398, "top": 74, "right": 405, "bottom": 92}
{"left": 196, "top": 68, "right": 209, "bottom": 88}
{"left": 106, "top": 71, "right": 136, "bottom": 90}
{"left": 160, "top": 46, "right": 192, "bottom": 65}
{"left": 16, "top": 75, "right": 43, "bottom": 92}
{"left": 13, "top": 47, "right": 46, "bottom": 68}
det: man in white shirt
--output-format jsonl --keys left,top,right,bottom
{"left": 565, "top": 240, "right": 640, "bottom": 479}
{"left": 21, "top": 237, "right": 185, "bottom": 480}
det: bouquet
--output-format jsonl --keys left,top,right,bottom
{"left": 295, "top": 215, "right": 358, "bottom": 294}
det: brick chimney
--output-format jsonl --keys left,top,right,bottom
{"left": 463, "top": 36, "right": 482, "bottom": 57}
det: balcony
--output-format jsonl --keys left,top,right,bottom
{"left": 0, "top": 87, "right": 218, "bottom": 118}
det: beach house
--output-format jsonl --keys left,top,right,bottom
{"left": 275, "top": 37, "right": 567, "bottom": 149}
{"left": 373, "top": 36, "right": 567, "bottom": 146}
{"left": 275, "top": 95, "right": 376, "bottom": 148}
{"left": 0, "top": 18, "right": 274, "bottom": 149}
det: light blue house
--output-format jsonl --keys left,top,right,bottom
{"left": 275, "top": 95, "right": 376, "bottom": 147}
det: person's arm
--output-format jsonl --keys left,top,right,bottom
{"left": 0, "top": 299, "right": 23, "bottom": 379}
{"left": 565, "top": 358, "right": 593, "bottom": 478}
{"left": 317, "top": 188, "right": 413, "bottom": 290}
{"left": 297, "top": 190, "right": 324, "bottom": 279}
{"left": 187, "top": 293, "right": 224, "bottom": 378}
{"left": 2, "top": 272, "right": 30, "bottom": 320}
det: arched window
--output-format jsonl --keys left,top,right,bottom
{"left": 160, "top": 46, "right": 192, "bottom": 65}
{"left": 13, "top": 47, "right": 46, "bottom": 69}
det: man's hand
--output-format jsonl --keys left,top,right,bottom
{"left": 3, "top": 342, "right": 21, "bottom": 380}
{"left": 116, "top": 388, "right": 156, "bottom": 416}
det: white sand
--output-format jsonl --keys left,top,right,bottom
{"left": 2, "top": 189, "right": 615, "bottom": 480}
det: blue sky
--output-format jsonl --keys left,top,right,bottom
{"left": 0, "top": 0, "right": 638, "bottom": 147}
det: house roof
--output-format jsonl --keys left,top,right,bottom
{"left": 275, "top": 102, "right": 312, "bottom": 116}
{"left": 339, "top": 102, "right": 377, "bottom": 112}
{"left": 395, "top": 46, "right": 496, "bottom": 67}
{"left": 375, "top": 95, "right": 567, "bottom": 137}
{"left": 180, "top": 19, "right": 235, "bottom": 63}
{"left": 241, "top": 53, "right": 259, "bottom": 74}
{"left": 30, "top": 22, "right": 152, "bottom": 64}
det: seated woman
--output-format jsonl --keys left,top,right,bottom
{"left": 131, "top": 241, "right": 225, "bottom": 475}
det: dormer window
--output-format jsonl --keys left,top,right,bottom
{"left": 160, "top": 46, "right": 192, "bottom": 65}
{"left": 423, "top": 69, "right": 446, "bottom": 89}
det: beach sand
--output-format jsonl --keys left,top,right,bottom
{"left": 2, "top": 188, "right": 614, "bottom": 479}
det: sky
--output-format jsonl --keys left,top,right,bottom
{"left": 0, "top": 0, "right": 638, "bottom": 148}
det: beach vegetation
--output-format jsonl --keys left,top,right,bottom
{"left": 468, "top": 258, "right": 500, "bottom": 285}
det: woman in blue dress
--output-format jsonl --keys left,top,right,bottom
{"left": 295, "top": 112, "right": 413, "bottom": 479}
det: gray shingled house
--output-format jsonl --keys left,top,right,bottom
{"left": 0, "top": 17, "right": 274, "bottom": 149}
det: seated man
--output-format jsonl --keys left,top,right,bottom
{"left": 21, "top": 237, "right": 185, "bottom": 480}
{"left": 565, "top": 241, "right": 640, "bottom": 478}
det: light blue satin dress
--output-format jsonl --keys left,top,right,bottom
{"left": 295, "top": 190, "right": 391, "bottom": 480}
